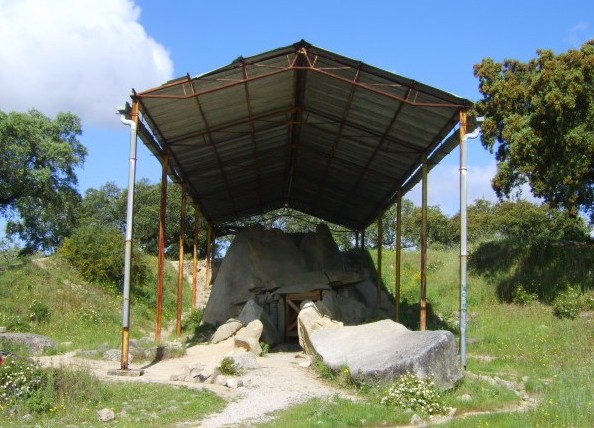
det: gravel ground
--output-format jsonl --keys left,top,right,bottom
{"left": 36, "top": 339, "right": 355, "bottom": 428}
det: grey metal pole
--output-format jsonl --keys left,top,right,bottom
{"left": 119, "top": 101, "right": 139, "bottom": 370}
{"left": 460, "top": 112, "right": 482, "bottom": 369}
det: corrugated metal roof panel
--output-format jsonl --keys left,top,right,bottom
{"left": 133, "top": 40, "right": 471, "bottom": 229}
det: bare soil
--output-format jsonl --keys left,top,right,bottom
{"left": 36, "top": 338, "right": 354, "bottom": 428}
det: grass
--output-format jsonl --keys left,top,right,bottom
{"left": 0, "top": 254, "right": 194, "bottom": 352}
{"left": 0, "top": 253, "right": 224, "bottom": 427}
{"left": 265, "top": 241, "right": 594, "bottom": 427}
{"left": 0, "top": 365, "right": 225, "bottom": 427}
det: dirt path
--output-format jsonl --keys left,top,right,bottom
{"left": 37, "top": 339, "right": 355, "bottom": 428}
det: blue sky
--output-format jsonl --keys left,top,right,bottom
{"left": 1, "top": 0, "right": 593, "bottom": 218}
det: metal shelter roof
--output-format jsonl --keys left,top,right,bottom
{"left": 132, "top": 40, "right": 471, "bottom": 230}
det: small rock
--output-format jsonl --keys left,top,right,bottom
{"left": 226, "top": 378, "right": 239, "bottom": 388}
{"left": 522, "top": 376, "right": 529, "bottom": 383}
{"left": 0, "top": 327, "right": 7, "bottom": 333}
{"left": 97, "top": 408, "right": 115, "bottom": 422}
{"left": 214, "top": 375, "right": 227, "bottom": 386}
{"left": 169, "top": 374, "right": 186, "bottom": 382}
{"left": 410, "top": 414, "right": 424, "bottom": 426}
{"left": 298, "top": 359, "right": 312, "bottom": 368}
{"left": 447, "top": 407, "right": 457, "bottom": 417}
{"left": 232, "top": 351, "right": 260, "bottom": 370}
{"left": 457, "top": 393, "right": 472, "bottom": 402}
{"left": 211, "top": 319, "right": 243, "bottom": 344}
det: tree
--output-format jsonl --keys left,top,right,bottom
{"left": 0, "top": 110, "right": 86, "bottom": 253}
{"left": 402, "top": 204, "right": 456, "bottom": 248}
{"left": 473, "top": 40, "right": 594, "bottom": 221}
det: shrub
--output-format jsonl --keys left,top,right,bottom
{"left": 552, "top": 286, "right": 581, "bottom": 319}
{"left": 218, "top": 356, "right": 240, "bottom": 376}
{"left": 0, "top": 357, "right": 46, "bottom": 407}
{"left": 28, "top": 299, "right": 51, "bottom": 323}
{"left": 59, "top": 224, "right": 151, "bottom": 293}
{"left": 378, "top": 373, "right": 448, "bottom": 416}
{"left": 512, "top": 285, "right": 538, "bottom": 306}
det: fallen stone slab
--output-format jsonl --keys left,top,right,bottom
{"left": 0, "top": 333, "right": 57, "bottom": 356}
{"left": 307, "top": 319, "right": 463, "bottom": 389}
{"left": 211, "top": 319, "right": 243, "bottom": 344}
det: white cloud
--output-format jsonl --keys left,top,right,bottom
{"left": 0, "top": 0, "right": 173, "bottom": 126}
{"left": 567, "top": 22, "right": 591, "bottom": 48}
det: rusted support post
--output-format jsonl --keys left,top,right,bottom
{"left": 155, "top": 150, "right": 169, "bottom": 343}
{"left": 120, "top": 100, "right": 139, "bottom": 370}
{"left": 176, "top": 181, "right": 187, "bottom": 337}
{"left": 376, "top": 215, "right": 383, "bottom": 307}
{"left": 395, "top": 191, "right": 402, "bottom": 322}
{"left": 359, "top": 229, "right": 366, "bottom": 273}
{"left": 206, "top": 224, "right": 213, "bottom": 289}
{"left": 192, "top": 205, "right": 201, "bottom": 308}
{"left": 420, "top": 154, "right": 428, "bottom": 331}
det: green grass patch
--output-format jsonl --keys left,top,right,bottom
{"left": 0, "top": 364, "right": 224, "bottom": 427}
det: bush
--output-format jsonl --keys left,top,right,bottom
{"left": 59, "top": 224, "right": 151, "bottom": 293}
{"left": 552, "top": 286, "right": 581, "bottom": 319}
{"left": 218, "top": 356, "right": 240, "bottom": 376}
{"left": 512, "top": 285, "right": 538, "bottom": 306}
{"left": 378, "top": 373, "right": 448, "bottom": 416}
{"left": 28, "top": 299, "right": 51, "bottom": 323}
{"left": 0, "top": 357, "right": 46, "bottom": 408}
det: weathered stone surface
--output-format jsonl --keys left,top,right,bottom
{"left": 202, "top": 225, "right": 396, "bottom": 331}
{"left": 238, "top": 299, "right": 263, "bottom": 325}
{"left": 0, "top": 333, "right": 57, "bottom": 356}
{"left": 297, "top": 301, "right": 343, "bottom": 355}
{"left": 97, "top": 408, "right": 115, "bottom": 422}
{"left": 234, "top": 320, "right": 263, "bottom": 355}
{"left": 232, "top": 351, "right": 260, "bottom": 370}
{"left": 307, "top": 319, "right": 463, "bottom": 389}
{"left": 211, "top": 319, "right": 243, "bottom": 344}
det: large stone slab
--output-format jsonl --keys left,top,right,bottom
{"left": 307, "top": 319, "right": 463, "bottom": 389}
{"left": 0, "top": 333, "right": 57, "bottom": 356}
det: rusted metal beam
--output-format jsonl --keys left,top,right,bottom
{"left": 192, "top": 205, "right": 200, "bottom": 308}
{"left": 376, "top": 214, "right": 383, "bottom": 307}
{"left": 137, "top": 65, "right": 466, "bottom": 109}
{"left": 332, "top": 89, "right": 410, "bottom": 220}
{"left": 206, "top": 224, "right": 213, "bottom": 289}
{"left": 420, "top": 154, "right": 428, "bottom": 331}
{"left": 176, "top": 181, "right": 187, "bottom": 337}
{"left": 395, "top": 191, "right": 402, "bottom": 322}
{"left": 283, "top": 50, "right": 308, "bottom": 207}
{"left": 241, "top": 61, "right": 265, "bottom": 215}
{"left": 155, "top": 150, "right": 169, "bottom": 343}
{"left": 188, "top": 77, "right": 239, "bottom": 219}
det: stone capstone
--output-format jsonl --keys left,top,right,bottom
{"left": 305, "top": 319, "right": 464, "bottom": 389}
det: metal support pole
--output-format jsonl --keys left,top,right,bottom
{"left": 192, "top": 205, "right": 201, "bottom": 308}
{"left": 206, "top": 224, "right": 213, "bottom": 289}
{"left": 395, "top": 191, "right": 402, "bottom": 322}
{"left": 120, "top": 100, "right": 139, "bottom": 370}
{"left": 420, "top": 154, "right": 428, "bottom": 331}
{"left": 176, "top": 181, "right": 187, "bottom": 337}
{"left": 459, "top": 111, "right": 481, "bottom": 369}
{"left": 155, "top": 151, "right": 169, "bottom": 343}
{"left": 376, "top": 215, "right": 383, "bottom": 307}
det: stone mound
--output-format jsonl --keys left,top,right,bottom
{"left": 203, "top": 224, "right": 394, "bottom": 343}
